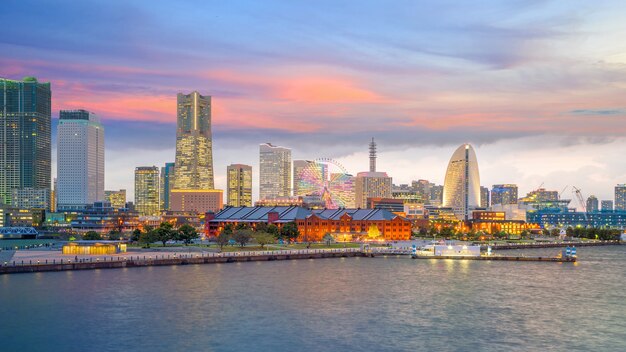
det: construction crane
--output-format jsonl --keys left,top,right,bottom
{"left": 572, "top": 186, "right": 589, "bottom": 223}
{"left": 559, "top": 185, "right": 569, "bottom": 200}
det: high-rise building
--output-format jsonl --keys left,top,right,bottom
{"left": 11, "top": 188, "right": 50, "bottom": 209}
{"left": 160, "top": 162, "right": 175, "bottom": 210}
{"left": 0, "top": 77, "right": 51, "bottom": 206}
{"left": 429, "top": 185, "right": 444, "bottom": 206}
{"left": 227, "top": 164, "right": 252, "bottom": 207}
{"left": 259, "top": 143, "right": 291, "bottom": 199}
{"left": 520, "top": 188, "right": 559, "bottom": 203}
{"left": 442, "top": 144, "right": 481, "bottom": 220}
{"left": 601, "top": 200, "right": 613, "bottom": 212}
{"left": 586, "top": 195, "right": 599, "bottom": 213}
{"left": 491, "top": 184, "right": 518, "bottom": 205}
{"left": 105, "top": 190, "right": 127, "bottom": 209}
{"left": 57, "top": 109, "right": 104, "bottom": 210}
{"left": 173, "top": 92, "right": 214, "bottom": 190}
{"left": 615, "top": 184, "right": 626, "bottom": 211}
{"left": 480, "top": 186, "right": 489, "bottom": 208}
{"left": 355, "top": 172, "right": 392, "bottom": 209}
{"left": 170, "top": 189, "right": 223, "bottom": 213}
{"left": 134, "top": 166, "right": 160, "bottom": 216}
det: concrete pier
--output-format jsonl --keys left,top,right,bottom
{"left": 412, "top": 255, "right": 577, "bottom": 262}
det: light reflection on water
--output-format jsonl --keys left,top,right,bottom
{"left": 1, "top": 246, "right": 625, "bottom": 352}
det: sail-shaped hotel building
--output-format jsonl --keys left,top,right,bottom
{"left": 442, "top": 144, "right": 481, "bottom": 220}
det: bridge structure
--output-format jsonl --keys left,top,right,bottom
{"left": 0, "top": 227, "right": 39, "bottom": 239}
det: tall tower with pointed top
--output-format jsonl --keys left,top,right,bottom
{"left": 442, "top": 143, "right": 481, "bottom": 220}
{"left": 173, "top": 91, "right": 214, "bottom": 190}
{"left": 369, "top": 138, "right": 376, "bottom": 172}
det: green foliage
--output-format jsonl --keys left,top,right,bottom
{"left": 108, "top": 230, "right": 122, "bottom": 240}
{"left": 177, "top": 224, "right": 199, "bottom": 245}
{"left": 131, "top": 229, "right": 142, "bottom": 242}
{"left": 254, "top": 222, "right": 268, "bottom": 233}
{"left": 139, "top": 230, "right": 156, "bottom": 248}
{"left": 83, "top": 231, "right": 102, "bottom": 241}
{"left": 233, "top": 229, "right": 253, "bottom": 247}
{"left": 155, "top": 222, "right": 175, "bottom": 246}
{"left": 222, "top": 223, "right": 234, "bottom": 237}
{"left": 253, "top": 231, "right": 275, "bottom": 249}
{"left": 323, "top": 233, "right": 334, "bottom": 246}
{"left": 267, "top": 224, "right": 279, "bottom": 236}
{"left": 235, "top": 223, "right": 250, "bottom": 230}
{"left": 280, "top": 222, "right": 299, "bottom": 242}
{"left": 216, "top": 230, "right": 231, "bottom": 250}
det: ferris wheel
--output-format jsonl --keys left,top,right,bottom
{"left": 297, "top": 158, "right": 355, "bottom": 209}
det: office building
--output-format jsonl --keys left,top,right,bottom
{"left": 134, "top": 166, "right": 160, "bottom": 216}
{"left": 442, "top": 144, "right": 481, "bottom": 220}
{"left": 259, "top": 143, "right": 291, "bottom": 199}
{"left": 491, "top": 184, "right": 518, "bottom": 205}
{"left": 0, "top": 77, "right": 51, "bottom": 206}
{"left": 227, "top": 164, "right": 252, "bottom": 207}
{"left": 10, "top": 188, "right": 50, "bottom": 210}
{"left": 480, "top": 186, "right": 489, "bottom": 208}
{"left": 173, "top": 92, "right": 214, "bottom": 190}
{"left": 616, "top": 184, "right": 626, "bottom": 211}
{"left": 57, "top": 109, "right": 104, "bottom": 210}
{"left": 170, "top": 189, "right": 223, "bottom": 213}
{"left": 355, "top": 172, "right": 392, "bottom": 208}
{"left": 601, "top": 200, "right": 614, "bottom": 212}
{"left": 586, "top": 195, "right": 599, "bottom": 213}
{"left": 104, "top": 190, "right": 127, "bottom": 209}
{"left": 161, "top": 162, "right": 175, "bottom": 210}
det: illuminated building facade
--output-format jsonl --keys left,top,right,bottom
{"left": 355, "top": 172, "right": 392, "bottom": 209}
{"left": 469, "top": 210, "right": 540, "bottom": 235}
{"left": 601, "top": 200, "right": 613, "bottom": 212}
{"left": 480, "top": 186, "right": 489, "bottom": 208}
{"left": 169, "top": 189, "right": 223, "bottom": 213}
{"left": 134, "top": 166, "right": 160, "bottom": 216}
{"left": 227, "top": 164, "right": 252, "bottom": 207}
{"left": 11, "top": 187, "right": 50, "bottom": 210}
{"left": 527, "top": 210, "right": 626, "bottom": 229}
{"left": 161, "top": 162, "right": 175, "bottom": 210}
{"left": 57, "top": 109, "right": 104, "bottom": 210}
{"left": 206, "top": 206, "right": 411, "bottom": 242}
{"left": 0, "top": 77, "right": 51, "bottom": 206}
{"left": 104, "top": 189, "right": 126, "bottom": 209}
{"left": 173, "top": 92, "right": 214, "bottom": 190}
{"left": 491, "top": 184, "right": 518, "bottom": 205}
{"left": 520, "top": 188, "right": 559, "bottom": 203}
{"left": 259, "top": 143, "right": 291, "bottom": 199}
{"left": 442, "top": 144, "right": 481, "bottom": 220}
{"left": 70, "top": 202, "right": 139, "bottom": 233}
{"left": 615, "top": 184, "right": 626, "bottom": 211}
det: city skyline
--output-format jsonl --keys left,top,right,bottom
{"left": 2, "top": 1, "right": 626, "bottom": 203}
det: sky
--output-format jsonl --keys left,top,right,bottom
{"left": 3, "top": 0, "right": 626, "bottom": 206}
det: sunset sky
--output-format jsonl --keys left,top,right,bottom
{"left": 3, "top": 0, "right": 626, "bottom": 205}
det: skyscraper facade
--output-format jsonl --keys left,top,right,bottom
{"left": 491, "top": 184, "right": 518, "bottom": 205}
{"left": 173, "top": 92, "right": 214, "bottom": 190}
{"left": 586, "top": 195, "right": 599, "bottom": 213}
{"left": 480, "top": 186, "right": 489, "bottom": 208}
{"left": 57, "top": 109, "right": 104, "bottom": 210}
{"left": 259, "top": 143, "right": 291, "bottom": 199}
{"left": 615, "top": 184, "right": 626, "bottom": 211}
{"left": 160, "top": 162, "right": 175, "bottom": 210}
{"left": 601, "top": 200, "right": 613, "bottom": 212}
{"left": 227, "top": 164, "right": 252, "bottom": 207}
{"left": 442, "top": 144, "right": 481, "bottom": 220}
{"left": 135, "top": 166, "right": 160, "bottom": 216}
{"left": 0, "top": 77, "right": 51, "bottom": 206}
{"left": 355, "top": 172, "right": 392, "bottom": 208}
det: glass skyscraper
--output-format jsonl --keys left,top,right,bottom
{"left": 442, "top": 144, "right": 481, "bottom": 220}
{"left": 0, "top": 77, "right": 51, "bottom": 206}
{"left": 227, "top": 164, "right": 252, "bottom": 207}
{"left": 615, "top": 184, "right": 626, "bottom": 211}
{"left": 173, "top": 92, "right": 214, "bottom": 190}
{"left": 135, "top": 166, "right": 160, "bottom": 216}
{"left": 259, "top": 143, "right": 291, "bottom": 199}
{"left": 491, "top": 184, "right": 518, "bottom": 206}
{"left": 161, "top": 162, "right": 175, "bottom": 210}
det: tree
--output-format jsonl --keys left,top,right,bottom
{"left": 216, "top": 230, "right": 231, "bottom": 250}
{"left": 83, "top": 231, "right": 102, "bottom": 240}
{"left": 280, "top": 222, "right": 300, "bottom": 243}
{"left": 253, "top": 232, "right": 275, "bottom": 249}
{"left": 267, "top": 224, "right": 279, "bottom": 237}
{"left": 155, "top": 222, "right": 175, "bottom": 246}
{"left": 235, "top": 223, "right": 250, "bottom": 230}
{"left": 222, "top": 223, "right": 234, "bottom": 237}
{"left": 139, "top": 230, "right": 157, "bottom": 248}
{"left": 323, "top": 233, "right": 334, "bottom": 246}
{"left": 255, "top": 222, "right": 269, "bottom": 233}
{"left": 131, "top": 229, "right": 142, "bottom": 242}
{"left": 233, "top": 229, "right": 252, "bottom": 248}
{"left": 108, "top": 230, "right": 122, "bottom": 241}
{"left": 177, "top": 224, "right": 199, "bottom": 245}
